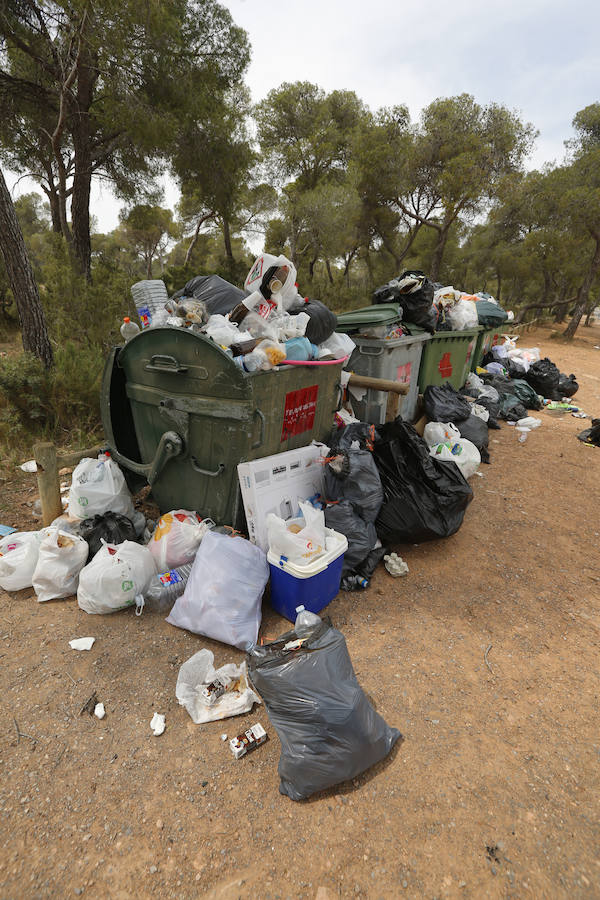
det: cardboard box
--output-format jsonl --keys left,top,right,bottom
{"left": 237, "top": 445, "right": 326, "bottom": 551}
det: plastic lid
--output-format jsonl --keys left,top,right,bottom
{"left": 123, "top": 316, "right": 130, "bottom": 323}
{"left": 295, "top": 605, "right": 305, "bottom": 613}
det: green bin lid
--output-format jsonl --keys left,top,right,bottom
{"left": 335, "top": 303, "right": 402, "bottom": 334}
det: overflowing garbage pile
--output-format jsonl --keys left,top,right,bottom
{"left": 0, "top": 255, "right": 586, "bottom": 802}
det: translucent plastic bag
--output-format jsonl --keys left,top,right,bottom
{"left": 166, "top": 531, "right": 269, "bottom": 650}
{"left": 203, "top": 315, "right": 251, "bottom": 347}
{"left": 429, "top": 439, "right": 481, "bottom": 479}
{"left": 423, "top": 421, "right": 461, "bottom": 447}
{"left": 32, "top": 530, "right": 88, "bottom": 602}
{"left": 148, "top": 510, "right": 213, "bottom": 570}
{"left": 68, "top": 453, "right": 135, "bottom": 520}
{"left": 0, "top": 531, "right": 43, "bottom": 591}
{"left": 247, "top": 615, "right": 401, "bottom": 801}
{"left": 447, "top": 298, "right": 478, "bottom": 330}
{"left": 266, "top": 502, "right": 326, "bottom": 564}
{"left": 175, "top": 648, "right": 261, "bottom": 724}
{"left": 77, "top": 541, "right": 157, "bottom": 615}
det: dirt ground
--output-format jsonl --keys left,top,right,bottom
{"left": 1, "top": 323, "right": 599, "bottom": 900}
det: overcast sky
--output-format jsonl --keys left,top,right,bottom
{"left": 8, "top": 0, "right": 600, "bottom": 232}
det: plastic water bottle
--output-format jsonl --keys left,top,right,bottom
{"left": 294, "top": 605, "right": 322, "bottom": 637}
{"left": 144, "top": 563, "right": 192, "bottom": 609}
{"left": 120, "top": 317, "right": 140, "bottom": 341}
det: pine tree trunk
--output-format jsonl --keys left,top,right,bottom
{"left": 70, "top": 31, "right": 95, "bottom": 280}
{"left": 430, "top": 226, "right": 449, "bottom": 282}
{"left": 0, "top": 167, "right": 54, "bottom": 368}
{"left": 325, "top": 259, "right": 334, "bottom": 285}
{"left": 564, "top": 235, "right": 600, "bottom": 339}
{"left": 222, "top": 216, "right": 234, "bottom": 262}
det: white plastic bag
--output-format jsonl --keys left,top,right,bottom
{"left": 470, "top": 403, "right": 490, "bottom": 423}
{"left": 516, "top": 417, "right": 542, "bottom": 430}
{"left": 68, "top": 453, "right": 135, "bottom": 520}
{"left": 0, "top": 531, "right": 43, "bottom": 591}
{"left": 32, "top": 529, "right": 88, "bottom": 602}
{"left": 433, "top": 286, "right": 461, "bottom": 306}
{"left": 244, "top": 253, "right": 302, "bottom": 313}
{"left": 148, "top": 510, "right": 213, "bottom": 570}
{"left": 423, "top": 421, "right": 461, "bottom": 447}
{"left": 266, "top": 501, "right": 326, "bottom": 564}
{"left": 466, "top": 372, "right": 485, "bottom": 393}
{"left": 448, "top": 298, "right": 478, "bottom": 331}
{"left": 77, "top": 540, "right": 156, "bottom": 615}
{"left": 204, "top": 315, "right": 252, "bottom": 348}
{"left": 429, "top": 439, "right": 481, "bottom": 479}
{"left": 176, "top": 648, "right": 261, "bottom": 724}
{"left": 166, "top": 531, "right": 269, "bottom": 650}
{"left": 318, "top": 331, "right": 356, "bottom": 361}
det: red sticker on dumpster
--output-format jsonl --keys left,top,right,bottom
{"left": 396, "top": 362, "right": 412, "bottom": 383}
{"left": 466, "top": 340, "right": 474, "bottom": 362}
{"left": 438, "top": 352, "right": 452, "bottom": 378}
{"left": 281, "top": 385, "right": 318, "bottom": 441}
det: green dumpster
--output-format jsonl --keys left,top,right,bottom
{"left": 101, "top": 328, "right": 343, "bottom": 526}
{"left": 470, "top": 325, "right": 508, "bottom": 372}
{"left": 417, "top": 326, "right": 482, "bottom": 391}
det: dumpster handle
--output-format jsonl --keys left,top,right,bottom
{"left": 358, "top": 345, "right": 384, "bottom": 357}
{"left": 108, "top": 430, "right": 183, "bottom": 486}
{"left": 145, "top": 354, "right": 188, "bottom": 374}
{"left": 190, "top": 458, "right": 225, "bottom": 478}
{"left": 251, "top": 408, "right": 265, "bottom": 449}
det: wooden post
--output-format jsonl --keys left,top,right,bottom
{"left": 34, "top": 442, "right": 63, "bottom": 526}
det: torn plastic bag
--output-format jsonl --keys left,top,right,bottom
{"left": 176, "top": 648, "right": 260, "bottom": 724}
{"left": 324, "top": 449, "right": 383, "bottom": 523}
{"left": 0, "top": 530, "right": 43, "bottom": 591}
{"left": 455, "top": 414, "right": 490, "bottom": 462}
{"left": 524, "top": 358, "right": 561, "bottom": 399}
{"left": 373, "top": 420, "right": 473, "bottom": 544}
{"left": 247, "top": 616, "right": 401, "bottom": 801}
{"left": 79, "top": 512, "right": 137, "bottom": 563}
{"left": 77, "top": 541, "right": 156, "bottom": 615}
{"left": 174, "top": 274, "right": 246, "bottom": 317}
{"left": 557, "top": 373, "right": 579, "bottom": 397}
{"left": 324, "top": 501, "right": 377, "bottom": 576}
{"left": 166, "top": 531, "right": 268, "bottom": 650}
{"left": 373, "top": 270, "right": 437, "bottom": 333}
{"left": 148, "top": 509, "right": 213, "bottom": 570}
{"left": 67, "top": 453, "right": 135, "bottom": 520}
{"left": 32, "top": 530, "right": 88, "bottom": 602}
{"left": 423, "top": 384, "right": 472, "bottom": 424}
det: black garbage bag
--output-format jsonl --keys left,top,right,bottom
{"left": 324, "top": 449, "right": 383, "bottom": 523}
{"left": 174, "top": 274, "right": 246, "bottom": 316}
{"left": 299, "top": 299, "right": 338, "bottom": 345}
{"left": 373, "top": 420, "right": 473, "bottom": 544}
{"left": 476, "top": 300, "right": 508, "bottom": 327}
{"left": 79, "top": 512, "right": 137, "bottom": 562}
{"left": 498, "top": 394, "right": 528, "bottom": 422}
{"left": 247, "top": 618, "right": 401, "bottom": 801}
{"left": 455, "top": 414, "right": 490, "bottom": 463}
{"left": 357, "top": 545, "right": 387, "bottom": 579}
{"left": 424, "top": 383, "right": 472, "bottom": 423}
{"left": 373, "top": 270, "right": 437, "bottom": 333}
{"left": 324, "top": 501, "right": 377, "bottom": 576}
{"left": 471, "top": 394, "right": 501, "bottom": 428}
{"left": 558, "top": 373, "right": 579, "bottom": 397}
{"left": 524, "top": 358, "right": 561, "bottom": 399}
{"left": 510, "top": 379, "right": 543, "bottom": 410}
{"left": 329, "top": 423, "right": 380, "bottom": 453}
{"left": 578, "top": 419, "right": 600, "bottom": 446}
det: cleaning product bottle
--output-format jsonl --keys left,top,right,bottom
{"left": 120, "top": 317, "right": 141, "bottom": 341}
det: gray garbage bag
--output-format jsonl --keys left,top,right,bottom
{"left": 324, "top": 449, "right": 383, "bottom": 523}
{"left": 247, "top": 618, "right": 401, "bottom": 800}
{"left": 324, "top": 500, "right": 377, "bottom": 576}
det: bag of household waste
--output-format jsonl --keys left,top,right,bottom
{"left": 167, "top": 531, "right": 269, "bottom": 650}
{"left": 148, "top": 510, "right": 213, "bottom": 571}
{"left": 373, "top": 270, "right": 437, "bottom": 333}
{"left": 429, "top": 438, "right": 481, "bottom": 479}
{"left": 373, "top": 420, "right": 473, "bottom": 544}
{"left": 79, "top": 512, "right": 137, "bottom": 562}
{"left": 424, "top": 384, "right": 472, "bottom": 423}
{"left": 476, "top": 299, "right": 508, "bottom": 327}
{"left": 447, "top": 298, "right": 478, "bottom": 331}
{"left": 423, "top": 421, "right": 461, "bottom": 447}
{"left": 324, "top": 500, "right": 378, "bottom": 577}
{"left": 266, "top": 502, "right": 326, "bottom": 564}
{"left": 175, "top": 648, "right": 261, "bottom": 724}
{"left": 77, "top": 541, "right": 156, "bottom": 614}
{"left": 329, "top": 423, "right": 380, "bottom": 453}
{"left": 454, "top": 414, "right": 490, "bottom": 463}
{"left": 247, "top": 612, "right": 401, "bottom": 801}
{"left": 173, "top": 274, "right": 246, "bottom": 317}
{"left": 324, "top": 449, "right": 383, "bottom": 524}
{"left": 298, "top": 299, "right": 338, "bottom": 345}
{"left": 557, "top": 373, "right": 579, "bottom": 397}
{"left": 578, "top": 419, "right": 600, "bottom": 446}
{"left": 524, "top": 358, "right": 561, "bottom": 399}
{"left": 68, "top": 453, "right": 135, "bottom": 520}
{"left": 510, "top": 379, "right": 542, "bottom": 410}
{"left": 32, "top": 529, "right": 88, "bottom": 602}
{"left": 0, "top": 530, "right": 43, "bottom": 591}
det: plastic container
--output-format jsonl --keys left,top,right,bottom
{"left": 267, "top": 527, "right": 348, "bottom": 621}
{"left": 131, "top": 280, "right": 169, "bottom": 329}
{"left": 345, "top": 329, "right": 430, "bottom": 423}
{"left": 120, "top": 317, "right": 141, "bottom": 342}
{"left": 417, "top": 326, "right": 482, "bottom": 391}
{"left": 144, "top": 562, "right": 192, "bottom": 609}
